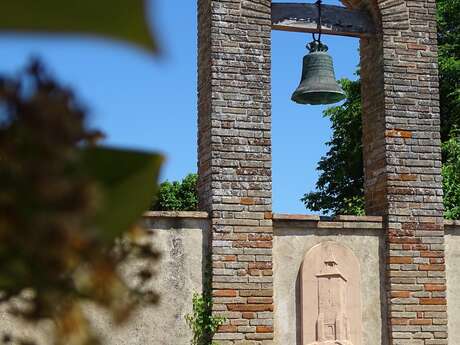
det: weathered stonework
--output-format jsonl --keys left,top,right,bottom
{"left": 360, "top": 0, "right": 447, "bottom": 344}
{"left": 0, "top": 212, "right": 210, "bottom": 345}
{"left": 273, "top": 215, "right": 385, "bottom": 345}
{"left": 197, "top": 0, "right": 446, "bottom": 344}
{"left": 197, "top": 0, "right": 274, "bottom": 343}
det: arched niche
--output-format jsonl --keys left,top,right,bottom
{"left": 301, "top": 241, "right": 363, "bottom": 345}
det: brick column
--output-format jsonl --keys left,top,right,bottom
{"left": 197, "top": 0, "right": 274, "bottom": 344}
{"left": 361, "top": 0, "right": 447, "bottom": 344}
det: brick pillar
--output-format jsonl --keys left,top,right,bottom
{"left": 361, "top": 0, "right": 447, "bottom": 344}
{"left": 197, "top": 0, "right": 274, "bottom": 344}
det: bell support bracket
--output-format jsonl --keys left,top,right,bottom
{"left": 271, "top": 2, "right": 375, "bottom": 38}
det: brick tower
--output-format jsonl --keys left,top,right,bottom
{"left": 197, "top": 0, "right": 274, "bottom": 343}
{"left": 197, "top": 0, "right": 446, "bottom": 344}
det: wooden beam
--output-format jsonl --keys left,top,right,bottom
{"left": 340, "top": 0, "right": 354, "bottom": 10}
{"left": 271, "top": 3, "right": 375, "bottom": 38}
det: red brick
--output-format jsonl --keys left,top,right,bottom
{"left": 391, "top": 291, "right": 411, "bottom": 298}
{"left": 219, "top": 325, "right": 238, "bottom": 333}
{"left": 419, "top": 264, "right": 445, "bottom": 271}
{"left": 233, "top": 241, "right": 272, "bottom": 248}
{"left": 247, "top": 297, "right": 273, "bottom": 304}
{"left": 407, "top": 43, "right": 428, "bottom": 50}
{"left": 389, "top": 257, "right": 413, "bottom": 264}
{"left": 256, "top": 326, "right": 273, "bottom": 333}
{"left": 390, "top": 318, "right": 408, "bottom": 325}
{"left": 409, "top": 319, "right": 432, "bottom": 325}
{"left": 420, "top": 251, "right": 444, "bottom": 258}
{"left": 385, "top": 129, "right": 413, "bottom": 138}
{"left": 248, "top": 262, "right": 272, "bottom": 269}
{"left": 424, "top": 284, "right": 446, "bottom": 292}
{"left": 419, "top": 298, "right": 446, "bottom": 305}
{"left": 240, "top": 197, "right": 255, "bottom": 205}
{"left": 399, "top": 174, "right": 417, "bottom": 181}
{"left": 248, "top": 234, "right": 272, "bottom": 241}
{"left": 227, "top": 304, "right": 273, "bottom": 312}
{"left": 223, "top": 255, "right": 237, "bottom": 261}
{"left": 213, "top": 289, "right": 237, "bottom": 297}
{"left": 242, "top": 312, "right": 255, "bottom": 319}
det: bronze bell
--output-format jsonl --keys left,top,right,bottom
{"left": 291, "top": 41, "right": 346, "bottom": 105}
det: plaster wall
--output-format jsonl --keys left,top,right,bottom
{"left": 446, "top": 220, "right": 460, "bottom": 345}
{"left": 272, "top": 215, "right": 386, "bottom": 345}
{"left": 0, "top": 212, "right": 209, "bottom": 345}
{"left": 2, "top": 213, "right": 459, "bottom": 345}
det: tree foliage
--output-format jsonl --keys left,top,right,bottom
{"left": 303, "top": 1, "right": 460, "bottom": 217}
{"left": 301, "top": 79, "right": 364, "bottom": 216}
{"left": 437, "top": 0, "right": 460, "bottom": 141}
{"left": 442, "top": 130, "right": 460, "bottom": 219}
{"left": 151, "top": 173, "right": 198, "bottom": 211}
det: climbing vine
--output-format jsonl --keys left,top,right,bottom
{"left": 185, "top": 293, "right": 225, "bottom": 345}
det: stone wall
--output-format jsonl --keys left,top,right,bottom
{"left": 272, "top": 215, "right": 387, "bottom": 345}
{"left": 0, "top": 212, "right": 209, "bottom": 345}
{"left": 445, "top": 220, "right": 460, "bottom": 345}
{"left": 2, "top": 213, "right": 460, "bottom": 345}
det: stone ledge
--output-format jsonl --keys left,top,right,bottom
{"left": 334, "top": 215, "right": 383, "bottom": 222}
{"left": 273, "top": 213, "right": 383, "bottom": 230}
{"left": 143, "top": 211, "right": 209, "bottom": 219}
{"left": 445, "top": 219, "right": 460, "bottom": 229}
{"left": 272, "top": 214, "right": 320, "bottom": 221}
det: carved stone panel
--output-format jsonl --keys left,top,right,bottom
{"left": 301, "top": 241, "right": 362, "bottom": 345}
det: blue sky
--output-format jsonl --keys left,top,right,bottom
{"left": 0, "top": 0, "right": 359, "bottom": 214}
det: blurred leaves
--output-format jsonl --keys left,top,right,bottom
{"left": 0, "top": 0, "right": 158, "bottom": 53}
{"left": 83, "top": 147, "right": 163, "bottom": 241}
{"left": 0, "top": 61, "right": 162, "bottom": 345}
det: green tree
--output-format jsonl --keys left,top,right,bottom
{"left": 301, "top": 78, "right": 365, "bottom": 216}
{"left": 151, "top": 173, "right": 198, "bottom": 211}
{"left": 303, "top": 0, "right": 460, "bottom": 217}
{"left": 443, "top": 130, "right": 460, "bottom": 219}
{"left": 438, "top": 0, "right": 460, "bottom": 141}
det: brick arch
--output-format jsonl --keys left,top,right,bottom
{"left": 197, "top": 0, "right": 446, "bottom": 344}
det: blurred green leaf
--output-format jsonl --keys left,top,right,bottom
{"left": 0, "top": 0, "right": 157, "bottom": 53}
{"left": 82, "top": 147, "right": 163, "bottom": 241}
